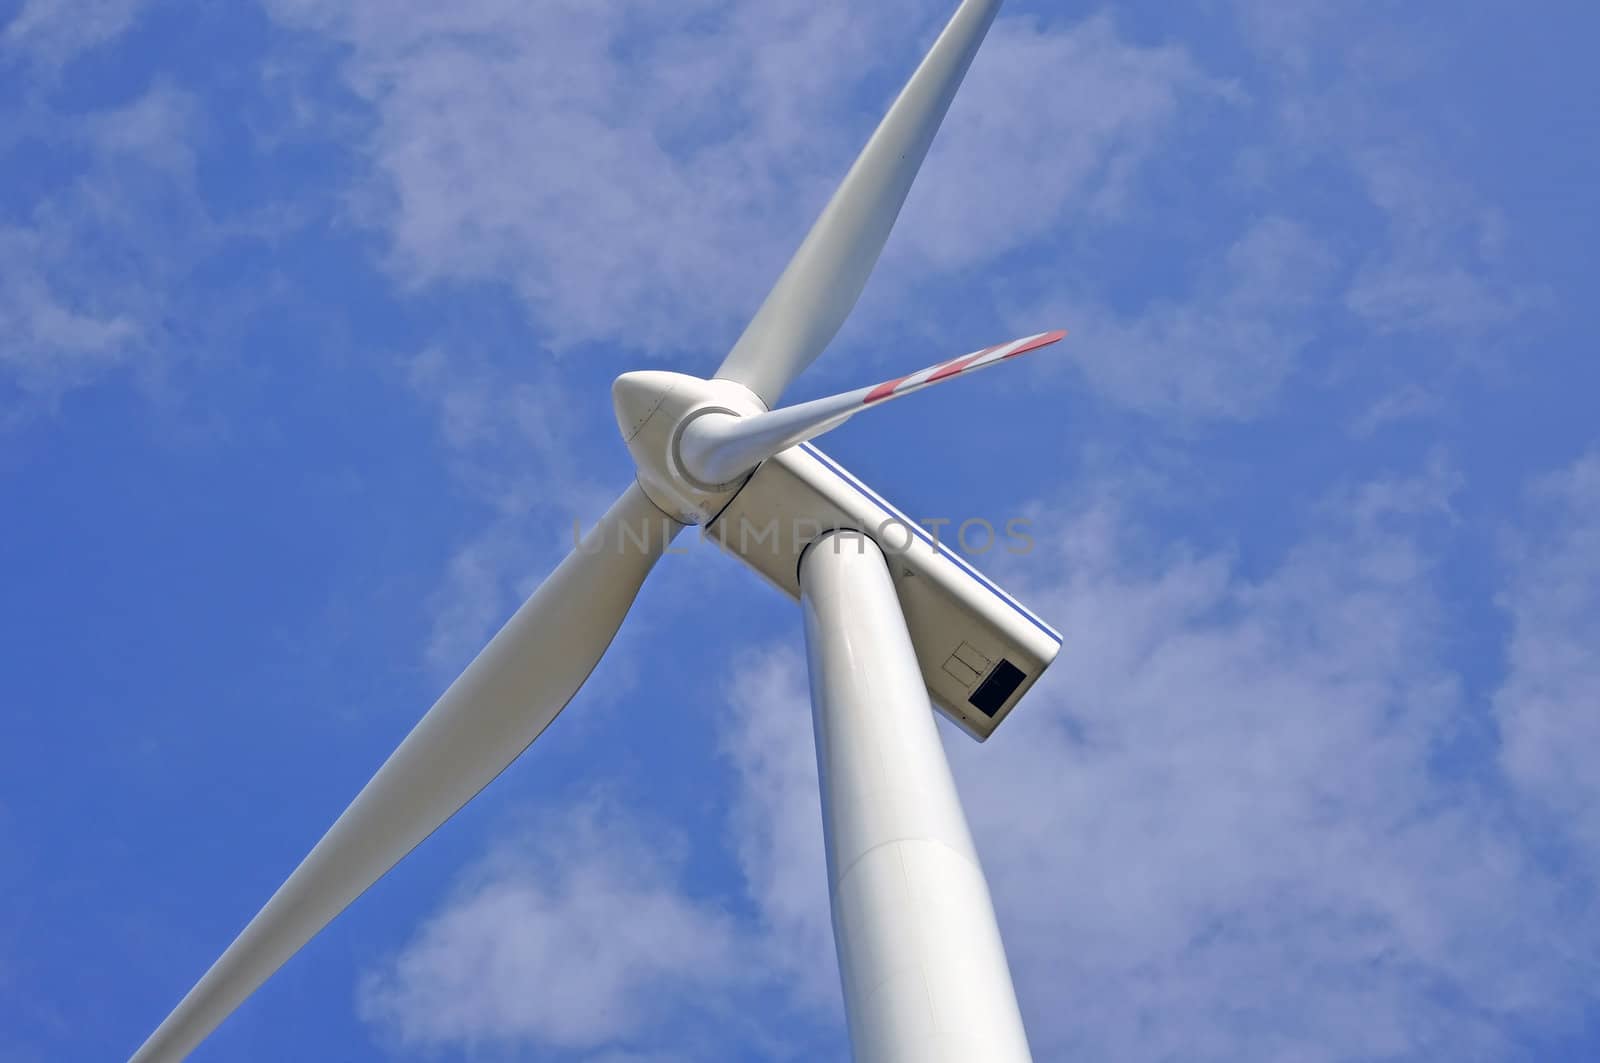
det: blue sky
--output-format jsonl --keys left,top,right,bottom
{"left": 3, "top": 0, "right": 1598, "bottom": 1060}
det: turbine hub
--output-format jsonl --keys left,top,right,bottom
{"left": 611, "top": 371, "right": 767, "bottom": 524}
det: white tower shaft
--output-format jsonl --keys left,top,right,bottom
{"left": 799, "top": 532, "right": 1032, "bottom": 1063}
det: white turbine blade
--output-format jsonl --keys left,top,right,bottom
{"left": 683, "top": 329, "right": 1063, "bottom": 485}
{"left": 712, "top": 0, "right": 1003, "bottom": 407}
{"left": 130, "top": 484, "right": 681, "bottom": 1063}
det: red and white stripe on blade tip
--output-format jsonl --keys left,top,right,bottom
{"left": 862, "top": 329, "right": 1067, "bottom": 404}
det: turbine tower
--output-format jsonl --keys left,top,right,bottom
{"left": 130, "top": 2, "right": 1061, "bottom": 1059}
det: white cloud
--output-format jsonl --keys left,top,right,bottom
{"left": 0, "top": 225, "right": 137, "bottom": 384}
{"left": 943, "top": 464, "right": 1591, "bottom": 1059}
{"left": 1347, "top": 383, "right": 1444, "bottom": 438}
{"left": 262, "top": 1, "right": 1204, "bottom": 365}
{"left": 0, "top": 85, "right": 200, "bottom": 419}
{"left": 1036, "top": 215, "right": 1337, "bottom": 419}
{"left": 1, "top": 0, "right": 146, "bottom": 70}
{"left": 892, "top": 13, "right": 1210, "bottom": 271}
{"left": 356, "top": 452, "right": 1600, "bottom": 1061}
{"left": 1495, "top": 451, "right": 1600, "bottom": 868}
{"left": 720, "top": 648, "right": 837, "bottom": 1008}
{"left": 359, "top": 800, "right": 741, "bottom": 1055}
{"left": 275, "top": 0, "right": 1528, "bottom": 435}
{"left": 1342, "top": 149, "right": 1527, "bottom": 338}
{"left": 1226, "top": 0, "right": 1374, "bottom": 80}
{"left": 715, "top": 459, "right": 1596, "bottom": 1060}
{"left": 1229, "top": 0, "right": 1531, "bottom": 347}
{"left": 262, "top": 0, "right": 901, "bottom": 358}
{"left": 402, "top": 345, "right": 628, "bottom": 678}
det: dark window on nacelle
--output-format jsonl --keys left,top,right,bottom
{"left": 968, "top": 659, "right": 1025, "bottom": 718}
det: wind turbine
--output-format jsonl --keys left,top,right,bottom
{"left": 131, "top": 1, "right": 1061, "bottom": 1060}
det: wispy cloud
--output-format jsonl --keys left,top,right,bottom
{"left": 1037, "top": 215, "right": 1337, "bottom": 419}
{"left": 0, "top": 85, "right": 199, "bottom": 420}
{"left": 261, "top": 2, "right": 1205, "bottom": 367}
{"left": 359, "top": 799, "right": 742, "bottom": 1056}
{"left": 892, "top": 13, "right": 1212, "bottom": 271}
{"left": 1233, "top": 0, "right": 1534, "bottom": 348}
{"left": 1496, "top": 451, "right": 1600, "bottom": 871}
{"left": 1344, "top": 149, "right": 1528, "bottom": 338}
{"left": 946, "top": 461, "right": 1591, "bottom": 1059}
{"left": 401, "top": 344, "right": 625, "bottom": 678}
{"left": 996, "top": 0, "right": 1537, "bottom": 426}
{"left": 720, "top": 647, "right": 837, "bottom": 1008}
{"left": 1, "top": 0, "right": 147, "bottom": 72}
{"left": 711, "top": 456, "right": 1597, "bottom": 1059}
